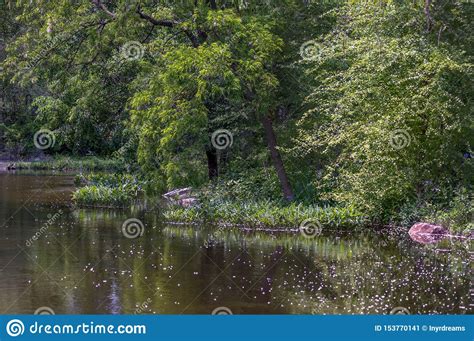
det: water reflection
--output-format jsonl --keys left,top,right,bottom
{"left": 0, "top": 173, "right": 471, "bottom": 314}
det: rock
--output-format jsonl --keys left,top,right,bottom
{"left": 177, "top": 198, "right": 198, "bottom": 208}
{"left": 408, "top": 222, "right": 448, "bottom": 244}
{"left": 163, "top": 188, "right": 198, "bottom": 207}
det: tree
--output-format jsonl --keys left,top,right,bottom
{"left": 2, "top": 0, "right": 298, "bottom": 199}
{"left": 128, "top": 2, "right": 294, "bottom": 196}
{"left": 295, "top": 1, "right": 473, "bottom": 217}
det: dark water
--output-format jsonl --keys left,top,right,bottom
{"left": 0, "top": 172, "right": 472, "bottom": 315}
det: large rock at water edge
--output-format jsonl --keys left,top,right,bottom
{"left": 408, "top": 222, "right": 448, "bottom": 244}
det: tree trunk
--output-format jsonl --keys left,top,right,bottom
{"left": 206, "top": 148, "right": 218, "bottom": 180}
{"left": 424, "top": 0, "right": 434, "bottom": 32}
{"left": 261, "top": 115, "right": 294, "bottom": 201}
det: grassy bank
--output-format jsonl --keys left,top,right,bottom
{"left": 66, "top": 164, "right": 472, "bottom": 233}
{"left": 163, "top": 200, "right": 367, "bottom": 230}
{"left": 163, "top": 198, "right": 473, "bottom": 234}
{"left": 13, "top": 156, "right": 125, "bottom": 172}
{"left": 70, "top": 170, "right": 367, "bottom": 229}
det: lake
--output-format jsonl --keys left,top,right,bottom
{"left": 0, "top": 172, "right": 471, "bottom": 314}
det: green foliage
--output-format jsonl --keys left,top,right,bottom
{"left": 73, "top": 172, "right": 142, "bottom": 207}
{"left": 295, "top": 1, "right": 474, "bottom": 219}
{"left": 130, "top": 8, "right": 283, "bottom": 189}
{"left": 73, "top": 185, "right": 136, "bottom": 208}
{"left": 74, "top": 172, "right": 137, "bottom": 187}
{"left": 164, "top": 199, "right": 365, "bottom": 229}
{"left": 425, "top": 189, "right": 473, "bottom": 234}
{"left": 1, "top": 1, "right": 473, "bottom": 230}
{"left": 397, "top": 187, "right": 474, "bottom": 233}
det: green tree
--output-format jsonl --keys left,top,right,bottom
{"left": 296, "top": 0, "right": 473, "bottom": 217}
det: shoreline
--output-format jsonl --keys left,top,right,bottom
{"left": 0, "top": 162, "right": 10, "bottom": 171}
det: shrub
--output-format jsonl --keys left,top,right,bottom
{"left": 72, "top": 173, "right": 142, "bottom": 207}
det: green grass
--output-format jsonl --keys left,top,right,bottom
{"left": 73, "top": 186, "right": 137, "bottom": 207}
{"left": 14, "top": 156, "right": 124, "bottom": 172}
{"left": 73, "top": 173, "right": 143, "bottom": 208}
{"left": 163, "top": 200, "right": 366, "bottom": 230}
{"left": 74, "top": 173, "right": 137, "bottom": 187}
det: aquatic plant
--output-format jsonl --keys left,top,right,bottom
{"left": 163, "top": 200, "right": 366, "bottom": 230}
{"left": 73, "top": 173, "right": 143, "bottom": 208}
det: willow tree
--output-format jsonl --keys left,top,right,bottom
{"left": 2, "top": 0, "right": 297, "bottom": 198}
{"left": 127, "top": 1, "right": 295, "bottom": 198}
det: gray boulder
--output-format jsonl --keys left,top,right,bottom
{"left": 408, "top": 222, "right": 448, "bottom": 244}
{"left": 163, "top": 188, "right": 197, "bottom": 207}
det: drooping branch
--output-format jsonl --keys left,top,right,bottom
{"left": 92, "top": 1, "right": 177, "bottom": 30}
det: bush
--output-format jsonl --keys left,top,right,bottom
{"left": 295, "top": 2, "right": 474, "bottom": 220}
{"left": 72, "top": 173, "right": 142, "bottom": 207}
{"left": 396, "top": 188, "right": 473, "bottom": 233}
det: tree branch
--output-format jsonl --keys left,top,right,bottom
{"left": 136, "top": 5, "right": 200, "bottom": 47}
{"left": 136, "top": 6, "right": 178, "bottom": 28}
{"left": 92, "top": 2, "right": 204, "bottom": 48}
{"left": 92, "top": 0, "right": 116, "bottom": 18}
